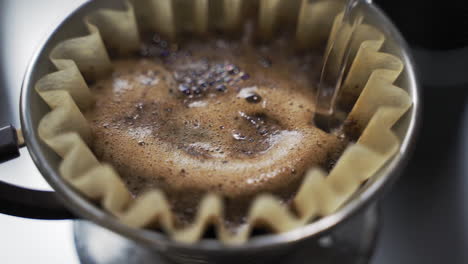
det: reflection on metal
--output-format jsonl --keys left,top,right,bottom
{"left": 73, "top": 206, "right": 379, "bottom": 264}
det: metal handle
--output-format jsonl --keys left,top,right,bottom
{"left": 0, "top": 124, "right": 76, "bottom": 220}
{"left": 0, "top": 124, "right": 21, "bottom": 163}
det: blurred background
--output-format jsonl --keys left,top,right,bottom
{"left": 0, "top": 0, "right": 467, "bottom": 263}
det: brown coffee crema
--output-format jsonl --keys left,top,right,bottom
{"left": 84, "top": 35, "right": 347, "bottom": 223}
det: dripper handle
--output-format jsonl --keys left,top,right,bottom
{"left": 0, "top": 124, "right": 21, "bottom": 163}
{"left": 0, "top": 181, "right": 76, "bottom": 220}
{"left": 0, "top": 124, "right": 76, "bottom": 220}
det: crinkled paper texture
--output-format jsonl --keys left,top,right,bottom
{"left": 35, "top": 0, "right": 411, "bottom": 244}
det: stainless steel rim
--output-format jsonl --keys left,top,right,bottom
{"left": 19, "top": 1, "right": 420, "bottom": 252}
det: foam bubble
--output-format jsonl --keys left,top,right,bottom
{"left": 136, "top": 74, "right": 159, "bottom": 86}
{"left": 188, "top": 142, "right": 226, "bottom": 158}
{"left": 237, "top": 86, "right": 258, "bottom": 99}
{"left": 127, "top": 126, "right": 152, "bottom": 141}
{"left": 113, "top": 78, "right": 132, "bottom": 94}
{"left": 188, "top": 100, "right": 208, "bottom": 108}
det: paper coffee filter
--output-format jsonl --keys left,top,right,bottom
{"left": 35, "top": 0, "right": 411, "bottom": 244}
